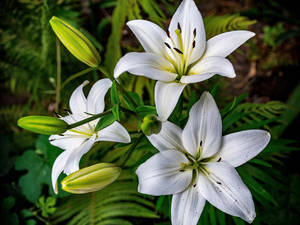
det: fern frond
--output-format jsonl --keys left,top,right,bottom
{"left": 51, "top": 177, "right": 158, "bottom": 225}
{"left": 223, "top": 101, "right": 286, "bottom": 134}
{"left": 204, "top": 14, "right": 257, "bottom": 39}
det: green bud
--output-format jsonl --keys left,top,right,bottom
{"left": 141, "top": 114, "right": 162, "bottom": 136}
{"left": 50, "top": 16, "right": 101, "bottom": 67}
{"left": 17, "top": 116, "right": 68, "bottom": 135}
{"left": 61, "top": 163, "right": 121, "bottom": 194}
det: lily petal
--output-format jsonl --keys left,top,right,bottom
{"left": 169, "top": 0, "right": 206, "bottom": 64}
{"left": 181, "top": 56, "right": 235, "bottom": 84}
{"left": 87, "top": 78, "right": 112, "bottom": 115}
{"left": 136, "top": 150, "right": 192, "bottom": 195}
{"left": 49, "top": 133, "right": 86, "bottom": 150}
{"left": 155, "top": 81, "right": 186, "bottom": 121}
{"left": 202, "top": 31, "right": 255, "bottom": 58}
{"left": 51, "top": 150, "right": 73, "bottom": 194}
{"left": 198, "top": 161, "right": 256, "bottom": 223}
{"left": 114, "top": 52, "right": 177, "bottom": 82}
{"left": 182, "top": 92, "right": 222, "bottom": 158}
{"left": 127, "top": 20, "right": 169, "bottom": 55}
{"left": 96, "top": 121, "right": 131, "bottom": 143}
{"left": 147, "top": 121, "right": 184, "bottom": 152}
{"left": 69, "top": 80, "right": 88, "bottom": 114}
{"left": 180, "top": 73, "right": 215, "bottom": 84}
{"left": 171, "top": 186, "right": 206, "bottom": 225}
{"left": 217, "top": 130, "right": 271, "bottom": 167}
{"left": 63, "top": 135, "right": 96, "bottom": 175}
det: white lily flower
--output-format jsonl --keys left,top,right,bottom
{"left": 114, "top": 0, "right": 255, "bottom": 121}
{"left": 49, "top": 79, "right": 131, "bottom": 193}
{"left": 136, "top": 92, "right": 270, "bottom": 225}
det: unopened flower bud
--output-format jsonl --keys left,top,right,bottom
{"left": 50, "top": 16, "right": 101, "bottom": 67}
{"left": 17, "top": 116, "right": 68, "bottom": 135}
{"left": 141, "top": 114, "right": 162, "bottom": 136}
{"left": 61, "top": 163, "right": 121, "bottom": 194}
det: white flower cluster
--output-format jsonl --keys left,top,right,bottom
{"left": 50, "top": 1, "right": 270, "bottom": 224}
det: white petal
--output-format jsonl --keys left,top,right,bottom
{"left": 181, "top": 56, "right": 236, "bottom": 84}
{"left": 202, "top": 31, "right": 255, "bottom": 58}
{"left": 169, "top": 0, "right": 206, "bottom": 64}
{"left": 114, "top": 52, "right": 177, "bottom": 82}
{"left": 63, "top": 135, "right": 96, "bottom": 175}
{"left": 155, "top": 81, "right": 186, "bottom": 121}
{"left": 171, "top": 186, "right": 206, "bottom": 225}
{"left": 51, "top": 150, "right": 72, "bottom": 194}
{"left": 216, "top": 130, "right": 271, "bottom": 167}
{"left": 180, "top": 73, "right": 215, "bottom": 84}
{"left": 87, "top": 78, "right": 112, "bottom": 114}
{"left": 182, "top": 92, "right": 222, "bottom": 158}
{"left": 127, "top": 20, "right": 169, "bottom": 55}
{"left": 96, "top": 121, "right": 131, "bottom": 143}
{"left": 147, "top": 121, "right": 184, "bottom": 152}
{"left": 49, "top": 133, "right": 86, "bottom": 150}
{"left": 136, "top": 150, "right": 192, "bottom": 195}
{"left": 69, "top": 80, "right": 88, "bottom": 114}
{"left": 198, "top": 162, "right": 256, "bottom": 223}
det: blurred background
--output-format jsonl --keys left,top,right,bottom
{"left": 0, "top": 0, "right": 299, "bottom": 225}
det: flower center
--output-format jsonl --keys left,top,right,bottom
{"left": 163, "top": 23, "right": 197, "bottom": 79}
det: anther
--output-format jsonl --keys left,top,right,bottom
{"left": 200, "top": 140, "right": 202, "bottom": 146}
{"left": 63, "top": 108, "right": 72, "bottom": 114}
{"left": 177, "top": 23, "right": 181, "bottom": 32}
{"left": 49, "top": 139, "right": 55, "bottom": 142}
{"left": 192, "top": 40, "right": 196, "bottom": 48}
{"left": 164, "top": 42, "right": 171, "bottom": 49}
{"left": 58, "top": 134, "right": 64, "bottom": 136}
{"left": 54, "top": 112, "right": 61, "bottom": 118}
{"left": 217, "top": 157, "right": 222, "bottom": 162}
{"left": 216, "top": 181, "right": 222, "bottom": 185}
{"left": 193, "top": 28, "right": 196, "bottom": 37}
{"left": 167, "top": 30, "right": 170, "bottom": 38}
{"left": 193, "top": 184, "right": 196, "bottom": 187}
{"left": 173, "top": 47, "right": 183, "bottom": 54}
{"left": 179, "top": 169, "right": 185, "bottom": 172}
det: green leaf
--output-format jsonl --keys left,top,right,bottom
{"left": 35, "top": 135, "right": 62, "bottom": 166}
{"left": 15, "top": 150, "right": 51, "bottom": 203}
{"left": 21, "top": 209, "right": 33, "bottom": 218}
{"left": 36, "top": 196, "right": 56, "bottom": 218}
{"left": 110, "top": 81, "right": 120, "bottom": 105}
{"left": 128, "top": 92, "right": 144, "bottom": 107}
{"left": 208, "top": 205, "right": 217, "bottom": 225}
{"left": 95, "top": 113, "right": 116, "bottom": 131}
{"left": 112, "top": 104, "right": 120, "bottom": 121}
{"left": 232, "top": 217, "right": 246, "bottom": 225}
{"left": 104, "top": 0, "right": 130, "bottom": 73}
{"left": 26, "top": 220, "right": 36, "bottom": 225}
{"left": 216, "top": 210, "right": 226, "bottom": 225}
{"left": 220, "top": 93, "right": 248, "bottom": 118}
{"left": 136, "top": 105, "right": 157, "bottom": 118}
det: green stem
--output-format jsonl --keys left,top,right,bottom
{"left": 121, "top": 134, "right": 144, "bottom": 167}
{"left": 97, "top": 66, "right": 137, "bottom": 108}
{"left": 67, "top": 109, "right": 112, "bottom": 130}
{"left": 61, "top": 67, "right": 95, "bottom": 88}
{"left": 55, "top": 38, "right": 61, "bottom": 112}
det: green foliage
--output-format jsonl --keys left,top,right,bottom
{"left": 51, "top": 174, "right": 158, "bottom": 225}
{"left": 95, "top": 113, "right": 116, "bottom": 131}
{"left": 36, "top": 196, "right": 57, "bottom": 218}
{"left": 222, "top": 100, "right": 286, "bottom": 135}
{"left": 104, "top": 0, "right": 165, "bottom": 73}
{"left": 263, "top": 23, "right": 285, "bottom": 49}
{"left": 14, "top": 150, "right": 51, "bottom": 203}
{"left": 1, "top": 196, "right": 19, "bottom": 225}
{"left": 204, "top": 14, "right": 257, "bottom": 39}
